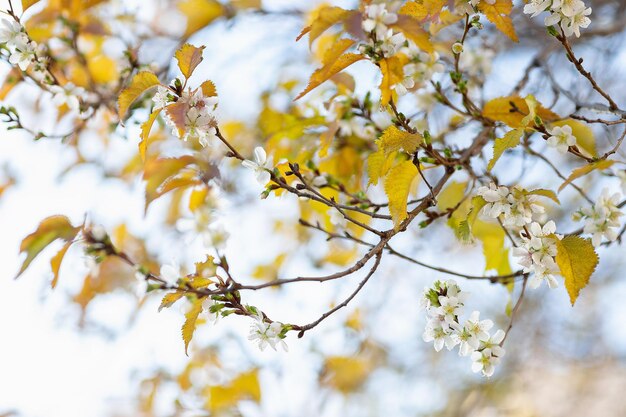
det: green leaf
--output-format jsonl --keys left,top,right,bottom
{"left": 555, "top": 235, "right": 599, "bottom": 305}
{"left": 488, "top": 128, "right": 523, "bottom": 171}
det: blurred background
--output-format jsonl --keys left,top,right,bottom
{"left": 1, "top": 0, "right": 626, "bottom": 416}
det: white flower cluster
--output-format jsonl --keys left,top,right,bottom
{"left": 421, "top": 280, "right": 506, "bottom": 377}
{"left": 360, "top": 3, "right": 406, "bottom": 58}
{"left": 0, "top": 19, "right": 90, "bottom": 114}
{"left": 153, "top": 85, "right": 218, "bottom": 147}
{"left": 524, "top": 0, "right": 591, "bottom": 38}
{"left": 477, "top": 183, "right": 565, "bottom": 290}
{"left": 248, "top": 311, "right": 288, "bottom": 351}
{"left": 512, "top": 221, "right": 562, "bottom": 289}
{"left": 546, "top": 125, "right": 576, "bottom": 154}
{"left": 0, "top": 19, "right": 38, "bottom": 71}
{"left": 477, "top": 183, "right": 545, "bottom": 227}
{"left": 573, "top": 188, "right": 623, "bottom": 247}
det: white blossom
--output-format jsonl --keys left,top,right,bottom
{"left": 470, "top": 329, "right": 505, "bottom": 377}
{"left": 0, "top": 19, "right": 28, "bottom": 51}
{"left": 577, "top": 188, "right": 623, "bottom": 246}
{"left": 328, "top": 208, "right": 347, "bottom": 228}
{"left": 423, "top": 319, "right": 458, "bottom": 352}
{"left": 546, "top": 125, "right": 576, "bottom": 153}
{"left": 523, "top": 0, "right": 552, "bottom": 17}
{"left": 152, "top": 86, "right": 172, "bottom": 109}
{"left": 9, "top": 43, "right": 36, "bottom": 71}
{"left": 160, "top": 263, "right": 181, "bottom": 284}
{"left": 524, "top": 0, "right": 592, "bottom": 38}
{"left": 453, "top": 311, "right": 494, "bottom": 356}
{"left": 248, "top": 312, "right": 288, "bottom": 351}
{"left": 50, "top": 83, "right": 85, "bottom": 111}
{"left": 242, "top": 146, "right": 272, "bottom": 185}
{"left": 512, "top": 220, "right": 562, "bottom": 289}
{"left": 362, "top": 3, "right": 398, "bottom": 39}
{"left": 477, "top": 184, "right": 544, "bottom": 227}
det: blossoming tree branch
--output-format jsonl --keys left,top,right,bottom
{"left": 4, "top": 0, "right": 626, "bottom": 381}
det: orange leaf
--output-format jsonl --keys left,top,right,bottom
{"left": 50, "top": 240, "right": 73, "bottom": 289}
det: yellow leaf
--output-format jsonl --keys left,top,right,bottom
{"left": 555, "top": 236, "right": 598, "bottom": 305}
{"left": 558, "top": 160, "right": 615, "bottom": 192}
{"left": 550, "top": 119, "right": 597, "bottom": 157}
{"left": 0, "top": 67, "right": 22, "bottom": 100}
{"left": 378, "top": 125, "right": 424, "bottom": 156}
{"left": 430, "top": 9, "right": 464, "bottom": 34}
{"left": 384, "top": 160, "right": 418, "bottom": 227}
{"left": 366, "top": 148, "right": 393, "bottom": 186}
{"left": 178, "top": 0, "right": 224, "bottom": 37}
{"left": 295, "top": 39, "right": 364, "bottom": 100}
{"left": 175, "top": 44, "right": 205, "bottom": 79}
{"left": 379, "top": 56, "right": 405, "bottom": 106}
{"left": 16, "top": 216, "right": 80, "bottom": 279}
{"left": 182, "top": 298, "right": 203, "bottom": 355}
{"left": 118, "top": 71, "right": 160, "bottom": 121}
{"left": 231, "top": 0, "right": 260, "bottom": 9}
{"left": 321, "top": 356, "right": 373, "bottom": 393}
{"left": 50, "top": 240, "right": 73, "bottom": 289}
{"left": 474, "top": 220, "right": 512, "bottom": 275}
{"left": 143, "top": 156, "right": 197, "bottom": 211}
{"left": 88, "top": 55, "right": 118, "bottom": 84}
{"left": 22, "top": 0, "right": 40, "bottom": 12}
{"left": 297, "top": 6, "right": 353, "bottom": 47}
{"left": 139, "top": 108, "right": 162, "bottom": 162}
{"left": 524, "top": 188, "right": 560, "bottom": 204}
{"left": 200, "top": 80, "right": 217, "bottom": 97}
{"left": 437, "top": 181, "right": 467, "bottom": 212}
{"left": 390, "top": 15, "right": 433, "bottom": 53}
{"left": 483, "top": 96, "right": 559, "bottom": 128}
{"left": 159, "top": 292, "right": 185, "bottom": 312}
{"left": 189, "top": 186, "right": 208, "bottom": 211}
{"left": 207, "top": 369, "right": 261, "bottom": 412}
{"left": 323, "top": 243, "right": 358, "bottom": 266}
{"left": 477, "top": 0, "right": 518, "bottom": 42}
{"left": 488, "top": 128, "right": 523, "bottom": 170}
